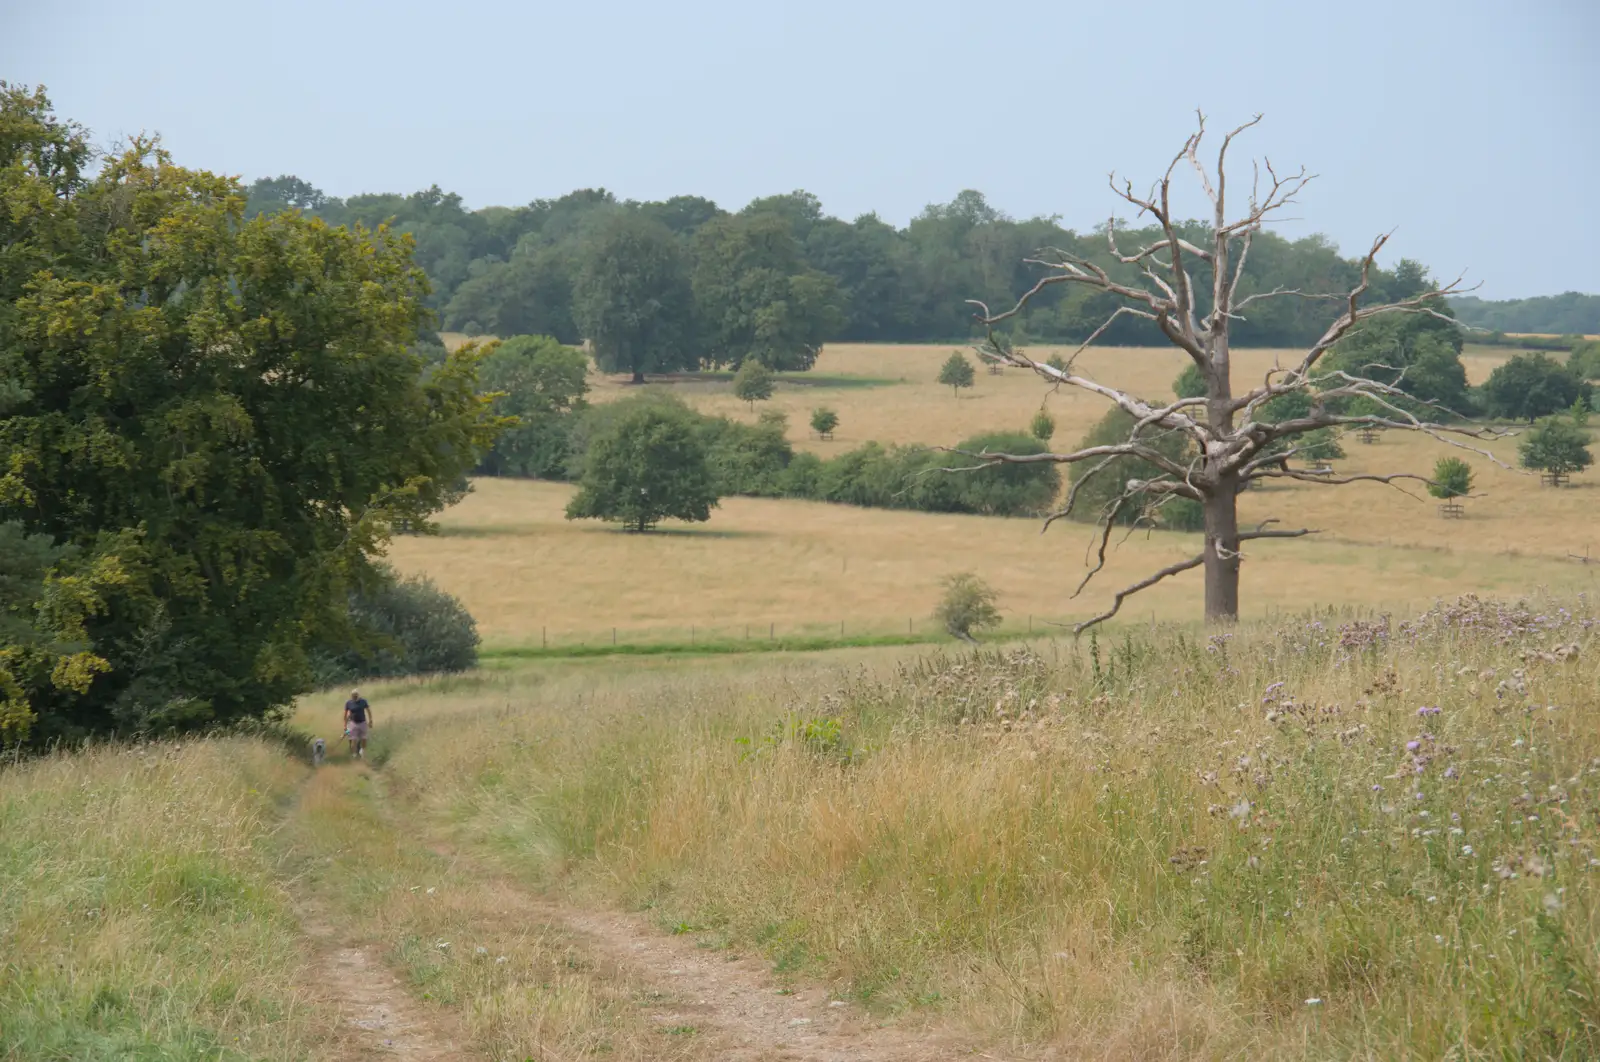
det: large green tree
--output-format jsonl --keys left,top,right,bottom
{"left": 574, "top": 213, "right": 696, "bottom": 383}
{"left": 475, "top": 335, "right": 590, "bottom": 478}
{"left": 1321, "top": 309, "right": 1471, "bottom": 413}
{"left": 690, "top": 213, "right": 844, "bottom": 370}
{"left": 0, "top": 85, "right": 500, "bottom": 743}
{"left": 1483, "top": 353, "right": 1593, "bottom": 421}
{"left": 565, "top": 399, "right": 718, "bottom": 531}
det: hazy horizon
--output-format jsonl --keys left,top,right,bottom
{"left": 4, "top": 0, "right": 1596, "bottom": 299}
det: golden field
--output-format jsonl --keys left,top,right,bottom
{"left": 399, "top": 342, "right": 1594, "bottom": 648}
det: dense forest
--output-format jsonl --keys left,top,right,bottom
{"left": 1450, "top": 292, "right": 1600, "bottom": 336}
{"left": 245, "top": 177, "right": 1457, "bottom": 357}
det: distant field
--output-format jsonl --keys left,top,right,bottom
{"left": 396, "top": 341, "right": 1594, "bottom": 648}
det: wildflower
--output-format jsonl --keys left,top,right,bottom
{"left": 1415, "top": 791, "right": 1426, "bottom": 801}
{"left": 1407, "top": 740, "right": 1421, "bottom": 752}
{"left": 1544, "top": 893, "right": 1563, "bottom": 914}
{"left": 1443, "top": 766, "right": 1457, "bottom": 779}
{"left": 475, "top": 946, "right": 488, "bottom": 956}
{"left": 1417, "top": 705, "right": 1442, "bottom": 717}
{"left": 496, "top": 955, "right": 508, "bottom": 964}
{"left": 1305, "top": 998, "right": 1323, "bottom": 1006}
{"left": 1463, "top": 845, "right": 1474, "bottom": 855}
{"left": 1435, "top": 935, "right": 1444, "bottom": 944}
{"left": 1427, "top": 895, "right": 1438, "bottom": 903}
{"left": 1372, "top": 784, "right": 1383, "bottom": 792}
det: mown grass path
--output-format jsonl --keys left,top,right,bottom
{"left": 282, "top": 755, "right": 995, "bottom": 1062}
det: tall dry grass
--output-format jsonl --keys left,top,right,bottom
{"left": 0, "top": 739, "right": 319, "bottom": 1060}
{"left": 373, "top": 595, "right": 1600, "bottom": 1059}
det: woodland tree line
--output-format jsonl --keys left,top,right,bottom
{"left": 246, "top": 177, "right": 1472, "bottom": 364}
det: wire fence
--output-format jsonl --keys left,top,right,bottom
{"left": 482, "top": 614, "right": 1078, "bottom": 656}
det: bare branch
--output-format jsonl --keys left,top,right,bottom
{"left": 1241, "top": 467, "right": 1435, "bottom": 501}
{"left": 1074, "top": 552, "right": 1205, "bottom": 634}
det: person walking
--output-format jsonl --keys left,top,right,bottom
{"left": 343, "top": 689, "right": 373, "bottom": 759}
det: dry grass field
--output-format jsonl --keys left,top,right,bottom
{"left": 400, "top": 341, "right": 1594, "bottom": 649}
{"left": 292, "top": 592, "right": 1600, "bottom": 1059}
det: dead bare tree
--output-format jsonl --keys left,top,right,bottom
{"left": 962, "top": 114, "right": 1506, "bottom": 632}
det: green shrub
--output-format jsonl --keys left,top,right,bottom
{"left": 934, "top": 573, "right": 1001, "bottom": 642}
{"left": 1029, "top": 408, "right": 1056, "bottom": 442}
{"left": 312, "top": 566, "right": 480, "bottom": 684}
{"left": 703, "top": 410, "right": 794, "bottom": 496}
{"left": 1067, "top": 408, "right": 1194, "bottom": 527}
{"left": 1428, "top": 457, "right": 1473, "bottom": 499}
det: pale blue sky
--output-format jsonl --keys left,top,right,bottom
{"left": 3, "top": 0, "right": 1595, "bottom": 297}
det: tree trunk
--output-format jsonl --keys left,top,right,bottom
{"left": 1201, "top": 480, "right": 1241, "bottom": 623}
{"left": 631, "top": 370, "right": 645, "bottom": 384}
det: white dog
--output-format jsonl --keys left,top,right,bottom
{"left": 311, "top": 736, "right": 326, "bottom": 767}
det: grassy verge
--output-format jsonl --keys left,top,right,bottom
{"left": 377, "top": 595, "right": 1600, "bottom": 1058}
{"left": 0, "top": 739, "right": 319, "bottom": 1061}
{"left": 483, "top": 629, "right": 969, "bottom": 661}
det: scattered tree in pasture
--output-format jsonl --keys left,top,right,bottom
{"left": 565, "top": 400, "right": 719, "bottom": 532}
{"left": 935, "top": 573, "right": 1001, "bottom": 644}
{"left": 938, "top": 351, "right": 976, "bottom": 396}
{"left": 959, "top": 114, "right": 1502, "bottom": 629}
{"left": 574, "top": 213, "right": 696, "bottom": 383}
{"left": 811, "top": 407, "right": 839, "bottom": 439}
{"left": 1482, "top": 353, "right": 1592, "bottom": 422}
{"left": 1518, "top": 414, "right": 1593, "bottom": 483}
{"left": 1173, "top": 362, "right": 1206, "bottom": 399}
{"left": 0, "top": 85, "right": 502, "bottom": 743}
{"left": 1029, "top": 408, "right": 1056, "bottom": 442}
{"left": 732, "top": 358, "right": 775, "bottom": 410}
{"left": 1428, "top": 457, "right": 1473, "bottom": 506}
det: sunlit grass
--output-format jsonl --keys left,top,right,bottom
{"left": 347, "top": 593, "right": 1600, "bottom": 1058}
{"left": 0, "top": 740, "right": 319, "bottom": 1060}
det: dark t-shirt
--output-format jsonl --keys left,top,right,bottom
{"left": 345, "top": 697, "right": 369, "bottom": 724}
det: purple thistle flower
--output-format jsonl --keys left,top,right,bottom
{"left": 1407, "top": 740, "right": 1421, "bottom": 752}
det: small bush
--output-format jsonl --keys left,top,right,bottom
{"left": 732, "top": 358, "right": 775, "bottom": 410}
{"left": 312, "top": 566, "right": 480, "bottom": 684}
{"left": 810, "top": 407, "right": 839, "bottom": 438}
{"left": 1029, "top": 408, "right": 1055, "bottom": 442}
{"left": 1428, "top": 457, "right": 1473, "bottom": 499}
{"left": 935, "top": 573, "right": 1001, "bottom": 643}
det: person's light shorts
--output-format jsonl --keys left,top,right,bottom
{"left": 347, "top": 721, "right": 369, "bottom": 740}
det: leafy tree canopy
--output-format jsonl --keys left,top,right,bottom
{"left": 574, "top": 213, "right": 696, "bottom": 383}
{"left": 690, "top": 212, "right": 845, "bottom": 370}
{"left": 1483, "top": 353, "right": 1593, "bottom": 422}
{"left": 731, "top": 358, "right": 775, "bottom": 409}
{"left": 1518, "top": 415, "right": 1594, "bottom": 478}
{"left": 476, "top": 335, "right": 590, "bottom": 479}
{"left": 1429, "top": 457, "right": 1474, "bottom": 500}
{"left": 1322, "top": 308, "right": 1470, "bottom": 412}
{"left": 565, "top": 398, "right": 719, "bottom": 531}
{"left": 0, "top": 84, "right": 500, "bottom": 743}
{"left": 938, "top": 351, "right": 976, "bottom": 394}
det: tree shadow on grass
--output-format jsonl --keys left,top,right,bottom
{"left": 596, "top": 526, "right": 768, "bottom": 539}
